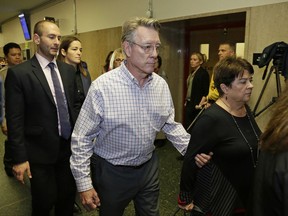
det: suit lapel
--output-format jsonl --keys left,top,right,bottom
{"left": 31, "top": 56, "right": 55, "bottom": 105}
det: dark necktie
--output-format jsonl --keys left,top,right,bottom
{"left": 48, "top": 62, "right": 71, "bottom": 139}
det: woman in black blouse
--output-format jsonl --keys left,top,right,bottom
{"left": 184, "top": 52, "right": 209, "bottom": 129}
{"left": 178, "top": 57, "right": 261, "bottom": 216}
{"left": 57, "top": 36, "right": 92, "bottom": 213}
{"left": 57, "top": 36, "right": 92, "bottom": 114}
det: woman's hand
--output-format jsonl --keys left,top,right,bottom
{"left": 195, "top": 152, "right": 213, "bottom": 168}
{"left": 178, "top": 202, "right": 194, "bottom": 211}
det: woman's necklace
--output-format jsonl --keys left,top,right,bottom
{"left": 220, "top": 98, "right": 259, "bottom": 168}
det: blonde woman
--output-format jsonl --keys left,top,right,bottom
{"left": 108, "top": 48, "right": 125, "bottom": 71}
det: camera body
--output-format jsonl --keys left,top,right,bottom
{"left": 258, "top": 41, "right": 288, "bottom": 78}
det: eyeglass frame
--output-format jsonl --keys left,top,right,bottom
{"left": 129, "top": 41, "right": 162, "bottom": 54}
{"left": 114, "top": 58, "right": 125, "bottom": 62}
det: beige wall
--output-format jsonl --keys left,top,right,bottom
{"left": 1, "top": 0, "right": 287, "bottom": 45}
{"left": 245, "top": 2, "right": 288, "bottom": 131}
{"left": 77, "top": 27, "right": 122, "bottom": 80}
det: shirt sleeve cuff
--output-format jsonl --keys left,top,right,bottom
{"left": 76, "top": 176, "right": 94, "bottom": 192}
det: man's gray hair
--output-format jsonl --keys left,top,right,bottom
{"left": 121, "top": 17, "right": 161, "bottom": 43}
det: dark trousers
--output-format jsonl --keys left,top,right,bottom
{"left": 29, "top": 139, "right": 76, "bottom": 216}
{"left": 91, "top": 152, "right": 160, "bottom": 216}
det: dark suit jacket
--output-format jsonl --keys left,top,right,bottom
{"left": 189, "top": 66, "right": 210, "bottom": 108}
{"left": 5, "top": 55, "right": 77, "bottom": 164}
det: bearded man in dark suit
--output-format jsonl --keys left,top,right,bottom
{"left": 5, "top": 20, "right": 77, "bottom": 216}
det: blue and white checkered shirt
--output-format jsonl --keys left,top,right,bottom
{"left": 70, "top": 62, "right": 190, "bottom": 192}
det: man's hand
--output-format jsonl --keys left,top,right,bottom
{"left": 195, "top": 152, "right": 213, "bottom": 168}
{"left": 13, "top": 161, "right": 32, "bottom": 184}
{"left": 79, "top": 188, "right": 101, "bottom": 211}
{"left": 1, "top": 124, "right": 7, "bottom": 136}
{"left": 178, "top": 202, "right": 194, "bottom": 212}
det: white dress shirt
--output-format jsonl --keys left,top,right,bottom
{"left": 70, "top": 62, "right": 190, "bottom": 192}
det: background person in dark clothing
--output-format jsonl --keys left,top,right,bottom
{"left": 57, "top": 35, "right": 92, "bottom": 213}
{"left": 0, "top": 42, "right": 22, "bottom": 177}
{"left": 184, "top": 52, "right": 209, "bottom": 129}
{"left": 57, "top": 36, "right": 92, "bottom": 114}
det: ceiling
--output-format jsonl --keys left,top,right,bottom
{"left": 0, "top": 0, "right": 62, "bottom": 25}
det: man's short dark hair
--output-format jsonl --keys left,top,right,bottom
{"left": 3, "top": 42, "right": 21, "bottom": 56}
{"left": 219, "top": 41, "right": 236, "bottom": 53}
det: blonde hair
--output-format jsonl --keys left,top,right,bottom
{"left": 109, "top": 48, "right": 125, "bottom": 70}
{"left": 191, "top": 52, "right": 207, "bottom": 64}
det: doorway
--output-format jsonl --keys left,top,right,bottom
{"left": 159, "top": 12, "right": 246, "bottom": 123}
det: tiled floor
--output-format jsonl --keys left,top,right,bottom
{"left": 0, "top": 137, "right": 183, "bottom": 216}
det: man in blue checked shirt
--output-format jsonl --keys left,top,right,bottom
{"left": 70, "top": 17, "right": 202, "bottom": 216}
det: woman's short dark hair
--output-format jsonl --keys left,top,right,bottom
{"left": 214, "top": 57, "right": 254, "bottom": 96}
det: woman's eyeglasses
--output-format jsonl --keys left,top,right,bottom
{"left": 114, "top": 58, "right": 124, "bottom": 62}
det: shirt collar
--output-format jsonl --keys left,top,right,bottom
{"left": 35, "top": 52, "right": 57, "bottom": 69}
{"left": 120, "top": 61, "right": 153, "bottom": 87}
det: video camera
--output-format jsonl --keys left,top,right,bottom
{"left": 258, "top": 41, "right": 288, "bottom": 79}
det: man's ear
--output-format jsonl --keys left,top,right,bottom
{"left": 33, "top": 33, "right": 40, "bottom": 45}
{"left": 122, "top": 41, "right": 131, "bottom": 58}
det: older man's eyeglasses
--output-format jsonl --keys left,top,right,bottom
{"left": 130, "top": 42, "right": 161, "bottom": 54}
